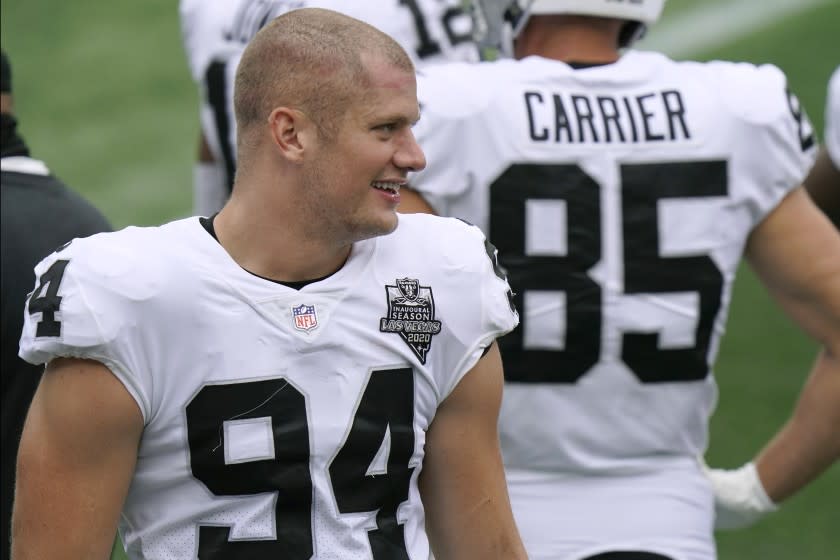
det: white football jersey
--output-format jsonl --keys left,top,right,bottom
{"left": 410, "top": 51, "right": 816, "bottom": 559}
{"left": 179, "top": 0, "right": 476, "bottom": 83}
{"left": 179, "top": 0, "right": 240, "bottom": 83}
{"left": 826, "top": 65, "right": 840, "bottom": 167}
{"left": 19, "top": 214, "right": 517, "bottom": 560}
{"left": 179, "top": 0, "right": 477, "bottom": 204}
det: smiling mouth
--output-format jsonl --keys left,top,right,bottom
{"left": 371, "top": 181, "right": 401, "bottom": 194}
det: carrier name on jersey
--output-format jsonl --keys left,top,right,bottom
{"left": 524, "top": 87, "right": 691, "bottom": 144}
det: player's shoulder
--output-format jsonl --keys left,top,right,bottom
{"left": 696, "top": 58, "right": 787, "bottom": 90}
{"left": 642, "top": 50, "right": 784, "bottom": 85}
{"left": 54, "top": 218, "right": 187, "bottom": 260}
{"left": 623, "top": 51, "right": 793, "bottom": 125}
{"left": 381, "top": 213, "right": 518, "bottom": 337}
{"left": 386, "top": 213, "right": 490, "bottom": 265}
{"left": 691, "top": 58, "right": 793, "bottom": 124}
{"left": 418, "top": 57, "right": 518, "bottom": 82}
{"left": 417, "top": 58, "right": 519, "bottom": 117}
{"left": 40, "top": 218, "right": 202, "bottom": 303}
{"left": 393, "top": 211, "right": 483, "bottom": 237}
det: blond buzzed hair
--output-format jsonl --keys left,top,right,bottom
{"left": 234, "top": 8, "right": 414, "bottom": 147}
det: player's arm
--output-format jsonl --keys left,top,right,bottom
{"left": 803, "top": 147, "right": 840, "bottom": 228}
{"left": 419, "top": 342, "right": 527, "bottom": 559}
{"left": 398, "top": 185, "right": 438, "bottom": 214}
{"left": 747, "top": 186, "right": 840, "bottom": 496}
{"left": 12, "top": 357, "right": 143, "bottom": 559}
{"left": 707, "top": 186, "right": 840, "bottom": 529}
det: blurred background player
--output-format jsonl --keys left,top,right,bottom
{"left": 0, "top": 49, "right": 112, "bottom": 559}
{"left": 804, "top": 65, "right": 840, "bottom": 227}
{"left": 178, "top": 0, "right": 477, "bottom": 216}
{"left": 400, "top": 1, "right": 840, "bottom": 558}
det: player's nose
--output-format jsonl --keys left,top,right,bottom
{"left": 395, "top": 129, "right": 426, "bottom": 172}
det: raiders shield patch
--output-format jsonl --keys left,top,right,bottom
{"left": 379, "top": 277, "right": 442, "bottom": 364}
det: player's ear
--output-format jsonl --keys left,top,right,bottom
{"left": 267, "top": 107, "right": 314, "bottom": 162}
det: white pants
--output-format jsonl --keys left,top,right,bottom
{"left": 507, "top": 465, "right": 716, "bottom": 560}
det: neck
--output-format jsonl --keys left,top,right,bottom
{"left": 515, "top": 15, "right": 622, "bottom": 64}
{"left": 214, "top": 182, "right": 352, "bottom": 284}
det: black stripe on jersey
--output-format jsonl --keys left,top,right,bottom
{"left": 582, "top": 552, "right": 674, "bottom": 560}
{"left": 205, "top": 60, "right": 237, "bottom": 194}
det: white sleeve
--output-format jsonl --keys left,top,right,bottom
{"left": 432, "top": 219, "right": 519, "bottom": 398}
{"left": 19, "top": 237, "right": 156, "bottom": 422}
{"left": 178, "top": 0, "right": 239, "bottom": 83}
{"left": 722, "top": 63, "right": 818, "bottom": 223}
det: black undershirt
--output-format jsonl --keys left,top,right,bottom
{"left": 199, "top": 214, "right": 333, "bottom": 290}
{"left": 568, "top": 61, "right": 612, "bottom": 70}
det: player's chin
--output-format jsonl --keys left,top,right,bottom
{"left": 372, "top": 211, "right": 399, "bottom": 236}
{"left": 353, "top": 212, "right": 399, "bottom": 242}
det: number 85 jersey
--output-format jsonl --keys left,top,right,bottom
{"left": 410, "top": 51, "right": 817, "bottom": 474}
{"left": 18, "top": 213, "right": 517, "bottom": 559}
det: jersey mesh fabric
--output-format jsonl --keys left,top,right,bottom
{"left": 18, "top": 214, "right": 517, "bottom": 559}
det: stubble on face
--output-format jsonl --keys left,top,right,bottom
{"left": 297, "top": 62, "right": 416, "bottom": 246}
{"left": 295, "top": 129, "right": 400, "bottom": 248}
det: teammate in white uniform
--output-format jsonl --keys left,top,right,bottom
{"left": 400, "top": 1, "right": 840, "bottom": 558}
{"left": 12, "top": 10, "right": 527, "bottom": 559}
{"left": 804, "top": 65, "right": 840, "bottom": 226}
{"left": 179, "top": 0, "right": 478, "bottom": 216}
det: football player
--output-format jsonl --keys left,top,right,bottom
{"left": 400, "top": 1, "right": 840, "bottom": 558}
{"left": 804, "top": 65, "right": 840, "bottom": 227}
{"left": 12, "top": 10, "right": 526, "bottom": 559}
{"left": 178, "top": 0, "right": 478, "bottom": 216}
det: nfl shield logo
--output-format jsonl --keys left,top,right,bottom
{"left": 292, "top": 304, "right": 318, "bottom": 332}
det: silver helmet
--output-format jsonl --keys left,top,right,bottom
{"left": 468, "top": 0, "right": 666, "bottom": 59}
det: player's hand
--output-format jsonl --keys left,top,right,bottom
{"left": 701, "top": 460, "right": 778, "bottom": 529}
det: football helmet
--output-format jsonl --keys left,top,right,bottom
{"left": 468, "top": 0, "right": 666, "bottom": 59}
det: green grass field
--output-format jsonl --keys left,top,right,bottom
{"left": 2, "top": 0, "right": 838, "bottom": 558}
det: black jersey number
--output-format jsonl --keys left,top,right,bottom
{"left": 27, "top": 259, "right": 70, "bottom": 337}
{"left": 186, "top": 367, "right": 415, "bottom": 559}
{"left": 490, "top": 161, "right": 727, "bottom": 384}
{"left": 399, "top": 0, "right": 473, "bottom": 59}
